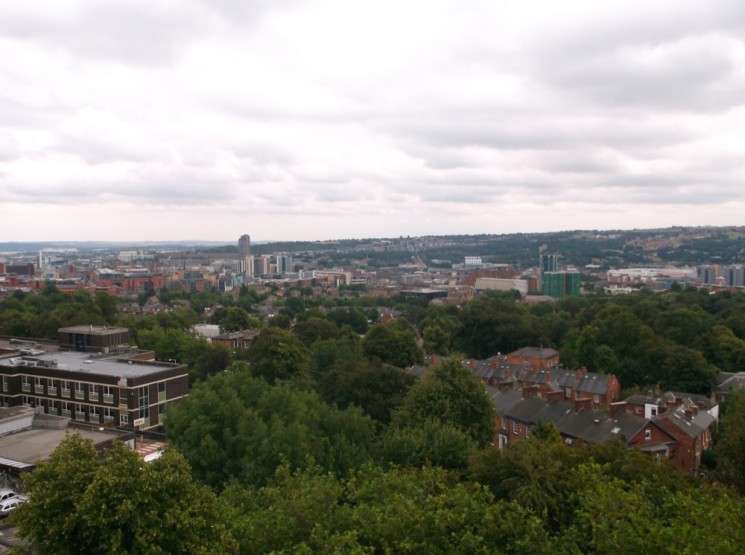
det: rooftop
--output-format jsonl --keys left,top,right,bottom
{"left": 0, "top": 426, "right": 123, "bottom": 468}
{"left": 58, "top": 325, "right": 129, "bottom": 336}
{"left": 0, "top": 341, "right": 182, "bottom": 379}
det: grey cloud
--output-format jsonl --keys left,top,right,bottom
{"left": 391, "top": 115, "right": 695, "bottom": 159}
{"left": 0, "top": 133, "right": 21, "bottom": 161}
{"left": 198, "top": 0, "right": 297, "bottom": 24}
{"left": 5, "top": 160, "right": 238, "bottom": 206}
{"left": 546, "top": 39, "right": 744, "bottom": 112}
{"left": 0, "top": 1, "right": 213, "bottom": 65}
{"left": 536, "top": 0, "right": 745, "bottom": 67}
{"left": 54, "top": 134, "right": 167, "bottom": 165}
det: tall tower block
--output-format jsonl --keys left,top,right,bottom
{"left": 238, "top": 234, "right": 253, "bottom": 277}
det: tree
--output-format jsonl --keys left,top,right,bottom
{"left": 247, "top": 327, "right": 309, "bottom": 383}
{"left": 316, "top": 357, "right": 415, "bottom": 425}
{"left": 94, "top": 292, "right": 119, "bottom": 324}
{"left": 326, "top": 308, "right": 369, "bottom": 334}
{"left": 362, "top": 321, "right": 423, "bottom": 368}
{"left": 652, "top": 344, "right": 718, "bottom": 395}
{"left": 166, "top": 367, "right": 375, "bottom": 489}
{"left": 345, "top": 466, "right": 551, "bottom": 554}
{"left": 422, "top": 324, "right": 451, "bottom": 355}
{"left": 219, "top": 465, "right": 552, "bottom": 555}
{"left": 455, "top": 296, "right": 538, "bottom": 358}
{"left": 12, "top": 434, "right": 232, "bottom": 554}
{"left": 12, "top": 433, "right": 99, "bottom": 553}
{"left": 292, "top": 316, "right": 341, "bottom": 346}
{"left": 714, "top": 390, "right": 745, "bottom": 493}
{"left": 375, "top": 419, "right": 476, "bottom": 471}
{"left": 394, "top": 357, "right": 495, "bottom": 446}
{"left": 211, "top": 306, "right": 259, "bottom": 333}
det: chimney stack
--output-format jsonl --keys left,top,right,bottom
{"left": 609, "top": 401, "right": 627, "bottom": 418}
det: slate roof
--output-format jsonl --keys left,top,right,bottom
{"left": 488, "top": 388, "right": 523, "bottom": 415}
{"left": 654, "top": 404, "right": 716, "bottom": 438}
{"left": 509, "top": 347, "right": 559, "bottom": 359}
{"left": 499, "top": 395, "right": 647, "bottom": 445}
{"left": 667, "top": 391, "right": 716, "bottom": 410}
{"left": 468, "top": 357, "right": 531, "bottom": 384}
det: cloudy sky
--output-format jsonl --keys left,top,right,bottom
{"left": 1, "top": 0, "right": 744, "bottom": 242}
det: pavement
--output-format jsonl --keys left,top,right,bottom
{"left": 0, "top": 521, "right": 27, "bottom": 552}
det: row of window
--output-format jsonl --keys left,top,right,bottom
{"left": 19, "top": 396, "right": 165, "bottom": 424}
{"left": 2, "top": 378, "right": 166, "bottom": 406}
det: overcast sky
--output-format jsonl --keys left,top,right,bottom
{"left": 1, "top": 0, "right": 744, "bottom": 243}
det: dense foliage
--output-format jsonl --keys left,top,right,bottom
{"left": 12, "top": 434, "right": 233, "bottom": 554}
{"left": 18, "top": 428, "right": 745, "bottom": 554}
{"left": 165, "top": 364, "right": 376, "bottom": 489}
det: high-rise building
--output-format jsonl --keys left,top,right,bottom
{"left": 564, "top": 271, "right": 581, "bottom": 296}
{"left": 253, "top": 255, "right": 270, "bottom": 276}
{"left": 238, "top": 235, "right": 252, "bottom": 277}
{"left": 276, "top": 254, "right": 293, "bottom": 274}
{"left": 539, "top": 254, "right": 559, "bottom": 291}
{"left": 542, "top": 271, "right": 581, "bottom": 298}
{"left": 723, "top": 266, "right": 745, "bottom": 287}
{"left": 540, "top": 254, "right": 558, "bottom": 273}
{"left": 697, "top": 265, "right": 717, "bottom": 284}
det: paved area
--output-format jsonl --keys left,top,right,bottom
{"left": 0, "top": 521, "right": 25, "bottom": 552}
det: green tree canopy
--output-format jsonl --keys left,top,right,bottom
{"left": 166, "top": 366, "right": 375, "bottom": 489}
{"left": 394, "top": 357, "right": 495, "bottom": 446}
{"left": 12, "top": 434, "right": 232, "bottom": 554}
{"left": 210, "top": 306, "right": 260, "bottom": 332}
{"left": 455, "top": 295, "right": 540, "bottom": 358}
{"left": 362, "top": 321, "right": 423, "bottom": 368}
{"left": 247, "top": 327, "right": 309, "bottom": 383}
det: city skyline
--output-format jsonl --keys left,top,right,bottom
{"left": 1, "top": 1, "right": 744, "bottom": 242}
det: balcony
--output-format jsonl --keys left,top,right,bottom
{"left": 48, "top": 386, "right": 57, "bottom": 396}
{"left": 75, "top": 391, "right": 85, "bottom": 401}
{"left": 89, "top": 392, "right": 99, "bottom": 402}
{"left": 21, "top": 384, "right": 31, "bottom": 393}
{"left": 103, "top": 416, "right": 115, "bottom": 424}
{"left": 103, "top": 394, "right": 114, "bottom": 404}
{"left": 90, "top": 413, "right": 101, "bottom": 423}
{"left": 75, "top": 411, "right": 86, "bottom": 420}
{"left": 61, "top": 409, "right": 71, "bottom": 418}
{"left": 61, "top": 388, "right": 71, "bottom": 398}
{"left": 35, "top": 385, "right": 45, "bottom": 395}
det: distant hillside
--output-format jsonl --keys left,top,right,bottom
{"left": 3, "top": 226, "right": 744, "bottom": 269}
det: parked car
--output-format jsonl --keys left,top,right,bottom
{"left": 0, "top": 489, "right": 18, "bottom": 502}
{"left": 0, "top": 497, "right": 25, "bottom": 517}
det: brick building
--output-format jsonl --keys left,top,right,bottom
{"left": 0, "top": 334, "right": 188, "bottom": 431}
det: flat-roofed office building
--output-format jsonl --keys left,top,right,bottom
{"left": 0, "top": 335, "right": 188, "bottom": 431}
